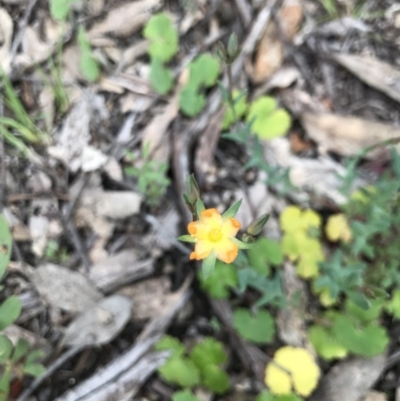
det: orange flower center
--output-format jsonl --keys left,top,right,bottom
{"left": 208, "top": 228, "right": 223, "bottom": 242}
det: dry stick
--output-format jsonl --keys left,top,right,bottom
{"left": 10, "top": 0, "right": 39, "bottom": 61}
{"left": 234, "top": 0, "right": 252, "bottom": 28}
{"left": 61, "top": 174, "right": 91, "bottom": 272}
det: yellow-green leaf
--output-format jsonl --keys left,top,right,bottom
{"left": 326, "top": 214, "right": 352, "bottom": 243}
{"left": 265, "top": 346, "right": 320, "bottom": 397}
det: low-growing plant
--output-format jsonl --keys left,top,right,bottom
{"left": 143, "top": 13, "right": 178, "bottom": 95}
{"left": 124, "top": 144, "right": 170, "bottom": 206}
{"left": 179, "top": 54, "right": 220, "bottom": 117}
{"left": 155, "top": 336, "right": 230, "bottom": 394}
{"left": 0, "top": 215, "right": 45, "bottom": 400}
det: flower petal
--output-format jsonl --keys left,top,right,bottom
{"left": 222, "top": 217, "right": 241, "bottom": 237}
{"left": 188, "top": 220, "right": 209, "bottom": 240}
{"left": 214, "top": 238, "right": 238, "bottom": 263}
{"left": 200, "top": 208, "right": 223, "bottom": 228}
{"left": 191, "top": 240, "right": 214, "bottom": 260}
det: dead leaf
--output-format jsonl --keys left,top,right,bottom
{"left": 117, "top": 40, "right": 149, "bottom": 72}
{"left": 310, "top": 354, "right": 386, "bottom": 401}
{"left": 31, "top": 263, "right": 102, "bottom": 313}
{"left": 119, "top": 92, "right": 154, "bottom": 113}
{"left": 48, "top": 90, "right": 109, "bottom": 172}
{"left": 88, "top": 0, "right": 162, "bottom": 39}
{"left": 28, "top": 198, "right": 61, "bottom": 257}
{"left": 246, "top": 20, "right": 284, "bottom": 83}
{"left": 38, "top": 86, "right": 55, "bottom": 132}
{"left": 289, "top": 131, "right": 314, "bottom": 154}
{"left": 278, "top": 0, "right": 303, "bottom": 40}
{"left": 0, "top": 8, "right": 13, "bottom": 73}
{"left": 89, "top": 250, "right": 153, "bottom": 293}
{"left": 333, "top": 53, "right": 400, "bottom": 104}
{"left": 103, "top": 157, "right": 123, "bottom": 181}
{"left": 15, "top": 19, "right": 65, "bottom": 71}
{"left": 263, "top": 137, "right": 365, "bottom": 205}
{"left": 363, "top": 392, "right": 387, "bottom": 401}
{"left": 62, "top": 45, "right": 85, "bottom": 82}
{"left": 74, "top": 175, "right": 142, "bottom": 258}
{"left": 141, "top": 94, "right": 179, "bottom": 164}
{"left": 301, "top": 112, "right": 400, "bottom": 160}
{"left": 119, "top": 276, "right": 174, "bottom": 320}
{"left": 63, "top": 295, "right": 132, "bottom": 347}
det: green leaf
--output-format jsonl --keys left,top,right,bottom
{"left": 49, "top": 0, "right": 78, "bottom": 21}
{"left": 23, "top": 363, "right": 46, "bottom": 377}
{"left": 179, "top": 54, "right": 220, "bottom": 117}
{"left": 202, "top": 364, "right": 230, "bottom": 394}
{"left": 188, "top": 54, "right": 220, "bottom": 88}
{"left": 0, "top": 367, "right": 10, "bottom": 401}
{"left": 11, "top": 339, "right": 29, "bottom": 362}
{"left": 143, "top": 13, "right": 179, "bottom": 62}
{"left": 26, "top": 349, "right": 46, "bottom": 365}
{"left": 195, "top": 199, "right": 205, "bottom": 216}
{"left": 247, "top": 96, "right": 291, "bottom": 140}
{"left": 77, "top": 27, "right": 100, "bottom": 82}
{"left": 190, "top": 337, "right": 227, "bottom": 369}
{"left": 231, "top": 238, "right": 258, "bottom": 250}
{"left": 155, "top": 335, "right": 185, "bottom": 358}
{"left": 347, "top": 291, "right": 370, "bottom": 311}
{"left": 0, "top": 335, "right": 13, "bottom": 363}
{"left": 198, "top": 260, "right": 237, "bottom": 299}
{"left": 385, "top": 289, "right": 400, "bottom": 319}
{"left": 221, "top": 90, "right": 248, "bottom": 129}
{"left": 233, "top": 308, "right": 275, "bottom": 344}
{"left": 0, "top": 296, "right": 22, "bottom": 330}
{"left": 345, "top": 298, "right": 384, "bottom": 322}
{"left": 177, "top": 235, "right": 196, "bottom": 243}
{"left": 150, "top": 58, "right": 173, "bottom": 95}
{"left": 332, "top": 315, "right": 388, "bottom": 357}
{"left": 172, "top": 390, "right": 201, "bottom": 401}
{"left": 159, "top": 356, "right": 200, "bottom": 387}
{"left": 222, "top": 199, "right": 242, "bottom": 220}
{"left": 308, "top": 325, "right": 348, "bottom": 361}
{"left": 247, "top": 238, "right": 283, "bottom": 275}
{"left": 0, "top": 214, "right": 12, "bottom": 281}
{"left": 201, "top": 252, "right": 217, "bottom": 279}
{"left": 179, "top": 86, "right": 206, "bottom": 117}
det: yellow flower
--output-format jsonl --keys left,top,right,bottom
{"left": 188, "top": 208, "right": 241, "bottom": 264}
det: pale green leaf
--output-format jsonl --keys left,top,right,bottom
{"left": 308, "top": 325, "right": 348, "bottom": 361}
{"left": 159, "top": 356, "right": 200, "bottom": 387}
{"left": 155, "top": 335, "right": 185, "bottom": 358}
{"left": 247, "top": 96, "right": 291, "bottom": 140}
{"left": 150, "top": 58, "right": 173, "bottom": 95}
{"left": 143, "top": 13, "right": 179, "bottom": 62}
{"left": 172, "top": 390, "right": 201, "bottom": 401}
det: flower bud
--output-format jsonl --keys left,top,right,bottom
{"left": 227, "top": 33, "right": 239, "bottom": 60}
{"left": 246, "top": 213, "right": 270, "bottom": 237}
{"left": 184, "top": 174, "right": 200, "bottom": 207}
{"left": 216, "top": 41, "right": 229, "bottom": 64}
